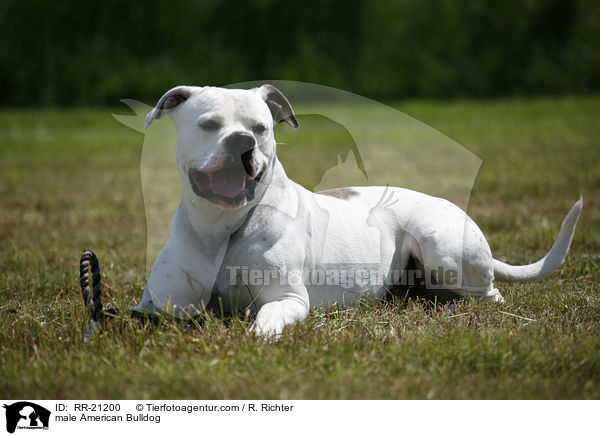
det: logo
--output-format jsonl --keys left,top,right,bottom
{"left": 3, "top": 402, "right": 50, "bottom": 434}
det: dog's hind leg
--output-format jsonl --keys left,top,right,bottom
{"left": 414, "top": 214, "right": 505, "bottom": 303}
{"left": 450, "top": 282, "right": 505, "bottom": 303}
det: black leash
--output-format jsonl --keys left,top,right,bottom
{"left": 79, "top": 249, "right": 104, "bottom": 322}
{"left": 79, "top": 249, "right": 160, "bottom": 327}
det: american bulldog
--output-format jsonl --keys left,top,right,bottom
{"left": 136, "top": 84, "right": 582, "bottom": 335}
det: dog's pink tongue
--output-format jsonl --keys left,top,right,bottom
{"left": 210, "top": 166, "right": 246, "bottom": 198}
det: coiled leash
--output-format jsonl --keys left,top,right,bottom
{"left": 79, "top": 249, "right": 160, "bottom": 332}
{"left": 80, "top": 249, "right": 106, "bottom": 322}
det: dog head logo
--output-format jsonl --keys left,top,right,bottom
{"left": 3, "top": 402, "right": 50, "bottom": 433}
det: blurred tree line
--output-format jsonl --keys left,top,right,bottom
{"left": 1, "top": 0, "right": 599, "bottom": 106}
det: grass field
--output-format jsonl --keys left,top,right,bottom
{"left": 1, "top": 95, "right": 599, "bottom": 399}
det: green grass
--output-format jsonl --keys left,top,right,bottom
{"left": 1, "top": 96, "right": 599, "bottom": 399}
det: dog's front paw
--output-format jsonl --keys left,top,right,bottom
{"left": 250, "top": 317, "right": 285, "bottom": 338}
{"left": 251, "top": 298, "right": 308, "bottom": 338}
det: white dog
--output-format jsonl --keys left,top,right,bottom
{"left": 136, "top": 84, "right": 582, "bottom": 335}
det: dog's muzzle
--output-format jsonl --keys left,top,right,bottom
{"left": 188, "top": 133, "right": 266, "bottom": 208}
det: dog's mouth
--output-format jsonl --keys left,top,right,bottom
{"left": 188, "top": 151, "right": 265, "bottom": 209}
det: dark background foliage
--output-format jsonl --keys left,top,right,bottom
{"left": 1, "top": 0, "right": 599, "bottom": 106}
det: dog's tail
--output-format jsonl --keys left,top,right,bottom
{"left": 492, "top": 196, "right": 583, "bottom": 282}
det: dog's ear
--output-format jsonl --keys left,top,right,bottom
{"left": 145, "top": 86, "right": 194, "bottom": 128}
{"left": 254, "top": 84, "right": 299, "bottom": 129}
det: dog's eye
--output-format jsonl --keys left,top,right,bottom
{"left": 252, "top": 124, "right": 267, "bottom": 135}
{"left": 199, "top": 119, "right": 221, "bottom": 131}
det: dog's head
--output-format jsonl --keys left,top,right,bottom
{"left": 146, "top": 85, "right": 298, "bottom": 210}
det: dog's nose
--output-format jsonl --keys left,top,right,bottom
{"left": 224, "top": 132, "right": 255, "bottom": 153}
